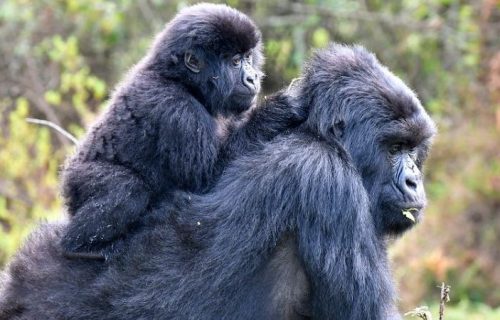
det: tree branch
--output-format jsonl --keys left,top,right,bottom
{"left": 26, "top": 118, "right": 78, "bottom": 145}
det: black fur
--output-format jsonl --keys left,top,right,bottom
{"left": 60, "top": 3, "right": 303, "bottom": 255}
{"left": 0, "top": 44, "right": 436, "bottom": 319}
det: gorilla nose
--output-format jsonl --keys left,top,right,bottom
{"left": 243, "top": 75, "right": 257, "bottom": 92}
{"left": 400, "top": 172, "right": 422, "bottom": 201}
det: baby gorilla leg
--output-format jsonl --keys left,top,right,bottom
{"left": 61, "top": 162, "right": 152, "bottom": 257}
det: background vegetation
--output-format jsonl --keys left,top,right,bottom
{"left": 0, "top": 0, "right": 499, "bottom": 318}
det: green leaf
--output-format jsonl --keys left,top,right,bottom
{"left": 44, "top": 90, "right": 62, "bottom": 106}
{"left": 312, "top": 28, "right": 330, "bottom": 48}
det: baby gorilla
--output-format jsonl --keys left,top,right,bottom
{"left": 61, "top": 4, "right": 302, "bottom": 257}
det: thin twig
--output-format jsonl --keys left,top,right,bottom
{"left": 26, "top": 118, "right": 78, "bottom": 145}
{"left": 438, "top": 282, "right": 451, "bottom": 320}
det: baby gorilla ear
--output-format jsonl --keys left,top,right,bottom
{"left": 184, "top": 50, "right": 203, "bottom": 73}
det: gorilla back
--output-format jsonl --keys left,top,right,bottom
{"left": 0, "top": 44, "right": 435, "bottom": 319}
{"left": 60, "top": 4, "right": 302, "bottom": 256}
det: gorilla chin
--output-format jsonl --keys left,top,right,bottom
{"left": 223, "top": 92, "right": 258, "bottom": 114}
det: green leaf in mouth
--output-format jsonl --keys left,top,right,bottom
{"left": 401, "top": 208, "right": 418, "bottom": 223}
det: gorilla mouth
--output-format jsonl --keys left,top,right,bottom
{"left": 233, "top": 89, "right": 257, "bottom": 98}
{"left": 399, "top": 204, "right": 424, "bottom": 222}
{"left": 383, "top": 199, "right": 424, "bottom": 224}
{"left": 233, "top": 93, "right": 257, "bottom": 107}
{"left": 401, "top": 208, "right": 419, "bottom": 223}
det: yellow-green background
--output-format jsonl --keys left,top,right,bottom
{"left": 1, "top": 1, "right": 499, "bottom": 318}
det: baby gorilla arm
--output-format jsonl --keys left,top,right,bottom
{"left": 214, "top": 90, "right": 306, "bottom": 179}
{"left": 157, "top": 94, "right": 220, "bottom": 193}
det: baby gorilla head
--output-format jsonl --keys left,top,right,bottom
{"left": 146, "top": 3, "right": 263, "bottom": 116}
{"left": 299, "top": 44, "right": 437, "bottom": 236}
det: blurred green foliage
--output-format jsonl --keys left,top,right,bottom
{"left": 426, "top": 301, "right": 500, "bottom": 320}
{"left": 0, "top": 0, "right": 499, "bottom": 314}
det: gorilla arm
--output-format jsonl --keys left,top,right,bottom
{"left": 293, "top": 137, "right": 396, "bottom": 319}
{"left": 156, "top": 92, "right": 220, "bottom": 193}
{"left": 158, "top": 88, "right": 306, "bottom": 193}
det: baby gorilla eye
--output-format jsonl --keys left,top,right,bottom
{"left": 244, "top": 51, "right": 252, "bottom": 64}
{"left": 232, "top": 54, "right": 242, "bottom": 67}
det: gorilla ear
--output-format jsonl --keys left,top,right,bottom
{"left": 330, "top": 120, "right": 346, "bottom": 139}
{"left": 184, "top": 51, "right": 203, "bottom": 73}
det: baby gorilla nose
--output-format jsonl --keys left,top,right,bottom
{"left": 246, "top": 75, "right": 255, "bottom": 85}
{"left": 241, "top": 60, "right": 259, "bottom": 94}
{"left": 243, "top": 73, "right": 257, "bottom": 92}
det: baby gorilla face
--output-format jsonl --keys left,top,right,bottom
{"left": 220, "top": 50, "right": 261, "bottom": 115}
{"left": 158, "top": 3, "right": 264, "bottom": 118}
{"left": 179, "top": 44, "right": 262, "bottom": 118}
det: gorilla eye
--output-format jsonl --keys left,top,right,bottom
{"left": 389, "top": 144, "right": 402, "bottom": 155}
{"left": 409, "top": 148, "right": 418, "bottom": 160}
{"left": 232, "top": 55, "right": 242, "bottom": 67}
{"left": 244, "top": 52, "right": 252, "bottom": 63}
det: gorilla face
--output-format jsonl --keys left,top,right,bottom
{"left": 149, "top": 3, "right": 264, "bottom": 118}
{"left": 300, "top": 44, "right": 437, "bottom": 236}
{"left": 371, "top": 112, "right": 435, "bottom": 235}
{"left": 183, "top": 47, "right": 262, "bottom": 116}
{"left": 215, "top": 49, "right": 262, "bottom": 114}
{"left": 342, "top": 82, "right": 436, "bottom": 236}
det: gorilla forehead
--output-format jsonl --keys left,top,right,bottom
{"left": 161, "top": 3, "right": 261, "bottom": 55}
{"left": 302, "top": 43, "right": 436, "bottom": 140}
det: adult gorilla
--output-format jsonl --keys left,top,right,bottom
{"left": 0, "top": 44, "right": 436, "bottom": 319}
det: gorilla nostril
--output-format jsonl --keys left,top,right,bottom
{"left": 405, "top": 178, "right": 417, "bottom": 190}
{"left": 246, "top": 76, "right": 254, "bottom": 85}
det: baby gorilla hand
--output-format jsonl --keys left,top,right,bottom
{"left": 264, "top": 89, "right": 308, "bottom": 129}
